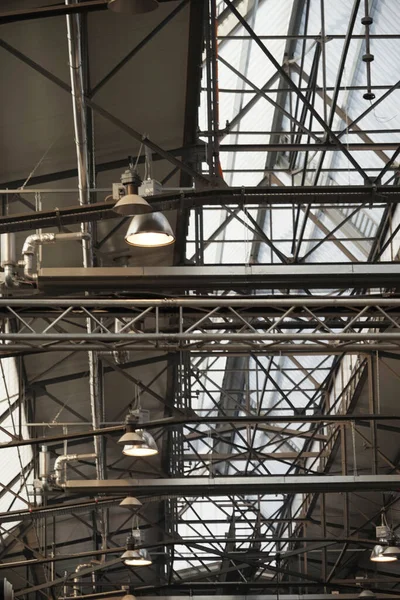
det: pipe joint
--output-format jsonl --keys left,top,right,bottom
{"left": 22, "top": 232, "right": 91, "bottom": 280}
{"left": 73, "top": 561, "right": 100, "bottom": 597}
{"left": 22, "top": 233, "right": 56, "bottom": 256}
{"left": 54, "top": 453, "right": 96, "bottom": 487}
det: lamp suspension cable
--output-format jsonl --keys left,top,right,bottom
{"left": 117, "top": 385, "right": 159, "bottom": 457}
{"left": 120, "top": 516, "right": 152, "bottom": 567}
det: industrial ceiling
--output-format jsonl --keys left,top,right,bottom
{"left": 0, "top": 1, "right": 399, "bottom": 600}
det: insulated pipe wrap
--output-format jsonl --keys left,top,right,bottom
{"left": 39, "top": 445, "right": 50, "bottom": 479}
{"left": 22, "top": 232, "right": 91, "bottom": 279}
{"left": 1, "top": 234, "right": 16, "bottom": 267}
{"left": 54, "top": 453, "right": 96, "bottom": 486}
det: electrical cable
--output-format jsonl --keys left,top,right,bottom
{"left": 19, "top": 136, "right": 59, "bottom": 191}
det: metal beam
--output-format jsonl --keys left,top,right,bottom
{"left": 0, "top": 1, "right": 107, "bottom": 24}
{"left": 0, "top": 0, "right": 176, "bottom": 24}
{"left": 35, "top": 263, "right": 400, "bottom": 292}
{"left": 222, "top": 0, "right": 369, "bottom": 182}
{"left": 0, "top": 38, "right": 209, "bottom": 187}
{"left": 312, "top": 0, "right": 362, "bottom": 185}
{"left": 57, "top": 596, "right": 400, "bottom": 600}
{"left": 63, "top": 475, "right": 400, "bottom": 495}
{"left": 1, "top": 295, "right": 400, "bottom": 307}
{"left": 219, "top": 142, "right": 400, "bottom": 152}
{"left": 0, "top": 186, "right": 397, "bottom": 233}
{"left": 90, "top": 0, "right": 190, "bottom": 97}
{"left": 1, "top": 296, "right": 400, "bottom": 353}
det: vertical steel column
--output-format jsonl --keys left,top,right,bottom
{"left": 340, "top": 423, "right": 350, "bottom": 537}
{"left": 65, "top": 0, "right": 106, "bottom": 561}
{"left": 368, "top": 355, "right": 379, "bottom": 474}
{"left": 321, "top": 493, "right": 327, "bottom": 586}
{"left": 204, "top": 0, "right": 214, "bottom": 175}
{"left": 65, "top": 0, "right": 92, "bottom": 268}
{"left": 320, "top": 0, "right": 328, "bottom": 123}
{"left": 165, "top": 352, "right": 189, "bottom": 582}
{"left": 210, "top": 0, "right": 219, "bottom": 175}
{"left": 204, "top": 0, "right": 220, "bottom": 177}
{"left": 194, "top": 206, "right": 204, "bottom": 264}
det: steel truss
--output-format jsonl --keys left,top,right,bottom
{"left": 2, "top": 0, "right": 400, "bottom": 596}
{"left": 0, "top": 185, "right": 399, "bottom": 234}
{"left": 1, "top": 297, "right": 400, "bottom": 354}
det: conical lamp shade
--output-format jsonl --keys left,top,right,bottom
{"left": 370, "top": 544, "right": 397, "bottom": 562}
{"left": 113, "top": 194, "right": 152, "bottom": 216}
{"left": 122, "top": 430, "right": 158, "bottom": 457}
{"left": 108, "top": 0, "right": 158, "bottom": 13}
{"left": 120, "top": 495, "right": 142, "bottom": 508}
{"left": 359, "top": 590, "right": 376, "bottom": 599}
{"left": 123, "top": 548, "right": 152, "bottom": 566}
{"left": 383, "top": 545, "right": 400, "bottom": 558}
{"left": 117, "top": 431, "right": 145, "bottom": 446}
{"left": 125, "top": 213, "right": 175, "bottom": 247}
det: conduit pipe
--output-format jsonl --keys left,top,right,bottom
{"left": 73, "top": 561, "right": 100, "bottom": 597}
{"left": 65, "top": 0, "right": 92, "bottom": 268}
{"left": 54, "top": 453, "right": 96, "bottom": 487}
{"left": 22, "top": 232, "right": 90, "bottom": 279}
{"left": 65, "top": 0, "right": 107, "bottom": 558}
{"left": 1, "top": 232, "right": 18, "bottom": 287}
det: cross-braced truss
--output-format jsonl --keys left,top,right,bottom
{"left": 1, "top": 0, "right": 400, "bottom": 598}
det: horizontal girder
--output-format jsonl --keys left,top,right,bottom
{"left": 63, "top": 475, "right": 400, "bottom": 495}
{"left": 1, "top": 295, "right": 400, "bottom": 354}
{"left": 35, "top": 264, "right": 400, "bottom": 292}
{"left": 0, "top": 185, "right": 399, "bottom": 233}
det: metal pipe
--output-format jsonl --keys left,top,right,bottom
{"left": 88, "top": 351, "right": 105, "bottom": 480}
{"left": 39, "top": 445, "right": 50, "bottom": 479}
{"left": 1, "top": 233, "right": 16, "bottom": 267}
{"left": 1, "top": 232, "right": 19, "bottom": 287}
{"left": 65, "top": 0, "right": 91, "bottom": 269}
{"left": 65, "top": 1, "right": 107, "bottom": 556}
{"left": 21, "top": 232, "right": 90, "bottom": 279}
{"left": 73, "top": 563, "right": 92, "bottom": 597}
{"left": 88, "top": 351, "right": 108, "bottom": 557}
{"left": 73, "top": 561, "right": 100, "bottom": 597}
{"left": 54, "top": 453, "right": 96, "bottom": 486}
